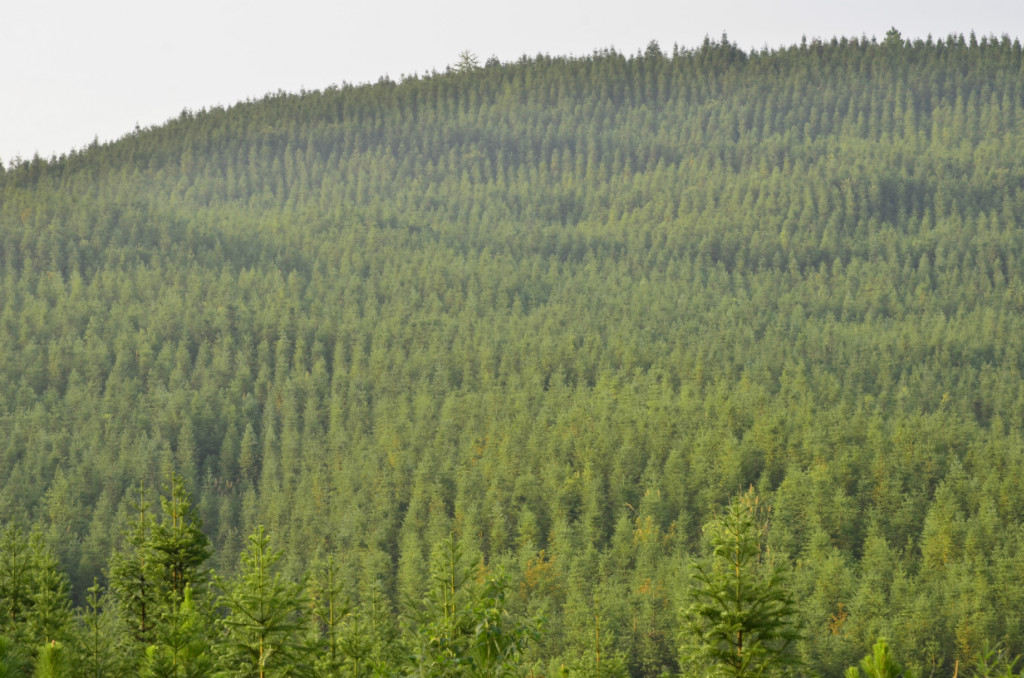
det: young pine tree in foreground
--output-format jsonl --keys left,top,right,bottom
{"left": 407, "top": 534, "right": 538, "bottom": 678}
{"left": 680, "top": 490, "right": 802, "bottom": 677}
{"left": 215, "top": 526, "right": 308, "bottom": 678}
{"left": 844, "top": 639, "right": 910, "bottom": 678}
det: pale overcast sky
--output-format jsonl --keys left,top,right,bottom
{"left": 3, "top": 0, "right": 1022, "bottom": 164}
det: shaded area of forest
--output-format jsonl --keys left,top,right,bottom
{"left": 3, "top": 30, "right": 1024, "bottom": 675}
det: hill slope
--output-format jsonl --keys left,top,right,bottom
{"left": 3, "top": 32, "right": 1024, "bottom": 675}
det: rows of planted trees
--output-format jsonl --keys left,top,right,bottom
{"left": 4, "top": 29, "right": 1024, "bottom": 675}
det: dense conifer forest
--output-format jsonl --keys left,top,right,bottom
{"left": 3, "top": 29, "right": 1024, "bottom": 676}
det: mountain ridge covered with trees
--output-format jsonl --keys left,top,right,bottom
{"left": 3, "top": 30, "right": 1024, "bottom": 676}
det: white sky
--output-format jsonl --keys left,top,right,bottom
{"left": 3, "top": 0, "right": 1023, "bottom": 164}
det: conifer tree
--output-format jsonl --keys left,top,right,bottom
{"left": 0, "top": 634, "right": 28, "bottom": 677}
{"left": 108, "top": 485, "right": 159, "bottom": 644}
{"left": 33, "top": 640, "right": 70, "bottom": 678}
{"left": 73, "top": 580, "right": 123, "bottom": 678}
{"left": 408, "top": 533, "right": 536, "bottom": 678}
{"left": 345, "top": 579, "right": 398, "bottom": 677}
{"left": 151, "top": 473, "right": 211, "bottom": 603}
{"left": 24, "top": 534, "right": 72, "bottom": 650}
{"left": 140, "top": 586, "right": 213, "bottom": 678}
{"left": 0, "top": 524, "right": 33, "bottom": 638}
{"left": 680, "top": 490, "right": 801, "bottom": 677}
{"left": 0, "top": 525, "right": 72, "bottom": 664}
{"left": 215, "top": 526, "right": 308, "bottom": 678}
{"left": 111, "top": 475, "right": 212, "bottom": 648}
{"left": 844, "top": 639, "right": 912, "bottom": 678}
{"left": 308, "top": 556, "right": 348, "bottom": 677}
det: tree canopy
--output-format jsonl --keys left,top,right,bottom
{"left": 3, "top": 31, "right": 1024, "bottom": 676}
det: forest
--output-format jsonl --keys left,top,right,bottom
{"left": 3, "top": 28, "right": 1024, "bottom": 676}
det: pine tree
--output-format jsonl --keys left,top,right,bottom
{"left": 680, "top": 490, "right": 802, "bottom": 677}
{"left": 110, "top": 474, "right": 212, "bottom": 654}
{"left": 0, "top": 633, "right": 29, "bottom": 677}
{"left": 0, "top": 524, "right": 33, "bottom": 638}
{"left": 408, "top": 533, "right": 536, "bottom": 678}
{"left": 308, "top": 556, "right": 349, "bottom": 677}
{"left": 24, "top": 534, "right": 72, "bottom": 649}
{"left": 215, "top": 526, "right": 308, "bottom": 678}
{"left": 345, "top": 579, "right": 398, "bottom": 677}
{"left": 108, "top": 485, "right": 159, "bottom": 644}
{"left": 73, "top": 580, "right": 122, "bottom": 678}
{"left": 151, "top": 472, "right": 211, "bottom": 603}
{"left": 32, "top": 640, "right": 70, "bottom": 678}
{"left": 140, "top": 586, "right": 213, "bottom": 678}
{"left": 0, "top": 525, "right": 72, "bottom": 665}
{"left": 844, "top": 639, "right": 913, "bottom": 678}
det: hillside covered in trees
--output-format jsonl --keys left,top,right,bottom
{"left": 3, "top": 29, "right": 1024, "bottom": 676}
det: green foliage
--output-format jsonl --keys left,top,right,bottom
{"left": 307, "top": 555, "right": 353, "bottom": 676}
{"left": 0, "top": 634, "right": 28, "bottom": 678}
{"left": 681, "top": 490, "right": 801, "bottom": 677}
{"left": 0, "top": 524, "right": 72, "bottom": 664}
{"left": 342, "top": 579, "right": 399, "bottom": 677}
{"left": 151, "top": 473, "right": 212, "bottom": 603}
{"left": 110, "top": 474, "right": 211, "bottom": 665}
{"left": 215, "top": 526, "right": 308, "bottom": 677}
{"left": 407, "top": 534, "right": 537, "bottom": 677}
{"left": 108, "top": 486, "right": 160, "bottom": 644}
{"left": 845, "top": 639, "right": 913, "bottom": 678}
{"left": 455, "top": 50, "right": 480, "bottom": 73}
{"left": 33, "top": 640, "right": 70, "bottom": 678}
{"left": 970, "top": 642, "right": 1022, "bottom": 678}
{"left": 23, "top": 539, "right": 72, "bottom": 649}
{"left": 0, "top": 524, "right": 34, "bottom": 637}
{"left": 140, "top": 586, "right": 213, "bottom": 678}
{"left": 2, "top": 32, "right": 1024, "bottom": 676}
{"left": 73, "top": 580, "right": 123, "bottom": 678}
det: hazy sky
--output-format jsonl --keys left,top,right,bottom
{"left": 3, "top": 0, "right": 1022, "bottom": 164}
